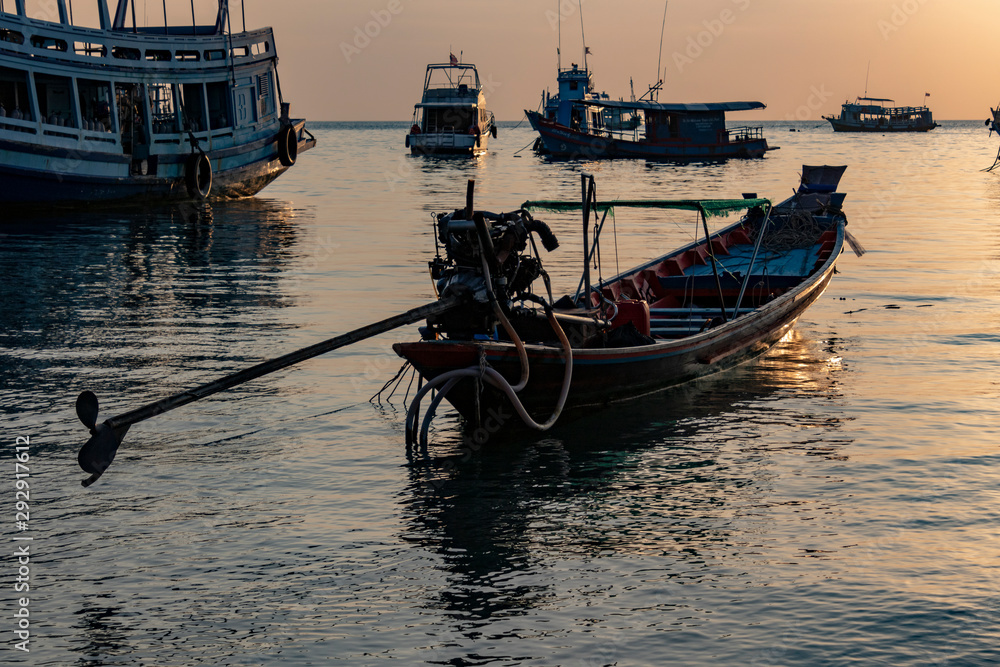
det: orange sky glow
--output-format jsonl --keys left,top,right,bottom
{"left": 33, "top": 0, "right": 1000, "bottom": 122}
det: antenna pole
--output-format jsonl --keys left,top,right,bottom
{"left": 557, "top": 0, "right": 561, "bottom": 70}
{"left": 578, "top": 0, "right": 587, "bottom": 71}
{"left": 656, "top": 0, "right": 668, "bottom": 101}
{"left": 864, "top": 60, "right": 870, "bottom": 98}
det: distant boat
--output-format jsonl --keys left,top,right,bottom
{"left": 987, "top": 106, "right": 1000, "bottom": 135}
{"left": 823, "top": 97, "right": 938, "bottom": 132}
{"left": 525, "top": 99, "right": 774, "bottom": 161}
{"left": 405, "top": 59, "right": 496, "bottom": 155}
{"left": 983, "top": 106, "right": 1000, "bottom": 171}
{"left": 0, "top": 0, "right": 315, "bottom": 205}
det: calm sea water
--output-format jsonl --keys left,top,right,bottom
{"left": 2, "top": 120, "right": 1000, "bottom": 666}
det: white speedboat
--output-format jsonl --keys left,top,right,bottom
{"left": 0, "top": 0, "right": 315, "bottom": 205}
{"left": 405, "top": 59, "right": 496, "bottom": 155}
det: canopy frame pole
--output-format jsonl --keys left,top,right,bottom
{"left": 580, "top": 173, "right": 594, "bottom": 307}
{"left": 572, "top": 206, "right": 610, "bottom": 303}
{"left": 732, "top": 204, "right": 773, "bottom": 319}
{"left": 699, "top": 207, "right": 728, "bottom": 323}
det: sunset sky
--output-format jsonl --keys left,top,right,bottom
{"left": 257, "top": 0, "right": 995, "bottom": 122}
{"left": 52, "top": 0, "right": 999, "bottom": 121}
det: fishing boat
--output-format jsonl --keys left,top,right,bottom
{"left": 823, "top": 96, "right": 937, "bottom": 132}
{"left": 405, "top": 57, "right": 496, "bottom": 156}
{"left": 393, "top": 166, "right": 859, "bottom": 442}
{"left": 526, "top": 99, "right": 772, "bottom": 160}
{"left": 0, "top": 0, "right": 315, "bottom": 205}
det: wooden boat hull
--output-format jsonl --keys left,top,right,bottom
{"left": 526, "top": 111, "right": 771, "bottom": 161}
{"left": 394, "top": 220, "right": 844, "bottom": 424}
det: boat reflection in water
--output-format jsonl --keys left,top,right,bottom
{"left": 398, "top": 327, "right": 850, "bottom": 659}
{"left": 0, "top": 197, "right": 305, "bottom": 403}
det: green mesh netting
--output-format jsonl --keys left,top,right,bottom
{"left": 522, "top": 198, "right": 770, "bottom": 218}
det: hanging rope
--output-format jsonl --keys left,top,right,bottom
{"left": 369, "top": 362, "right": 412, "bottom": 404}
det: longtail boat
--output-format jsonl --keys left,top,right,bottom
{"left": 394, "top": 166, "right": 859, "bottom": 442}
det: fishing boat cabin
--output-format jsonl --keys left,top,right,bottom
{"left": 537, "top": 62, "right": 640, "bottom": 137}
{"left": 0, "top": 0, "right": 314, "bottom": 204}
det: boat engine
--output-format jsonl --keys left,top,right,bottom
{"left": 428, "top": 208, "right": 559, "bottom": 338}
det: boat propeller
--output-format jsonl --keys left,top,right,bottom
{"left": 73, "top": 298, "right": 461, "bottom": 488}
{"left": 76, "top": 391, "right": 130, "bottom": 488}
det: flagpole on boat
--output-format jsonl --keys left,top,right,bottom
{"left": 74, "top": 297, "right": 462, "bottom": 488}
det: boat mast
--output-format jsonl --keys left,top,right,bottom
{"left": 655, "top": 0, "right": 668, "bottom": 102}
{"left": 557, "top": 0, "right": 561, "bottom": 71}
{"left": 578, "top": 0, "right": 587, "bottom": 73}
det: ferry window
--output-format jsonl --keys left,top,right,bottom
{"left": 111, "top": 46, "right": 141, "bottom": 60}
{"left": 145, "top": 50, "right": 171, "bottom": 62}
{"left": 74, "top": 42, "right": 106, "bottom": 58}
{"left": 30, "top": 35, "right": 67, "bottom": 51}
{"left": 569, "top": 81, "right": 579, "bottom": 91}
{"left": 204, "top": 49, "right": 226, "bottom": 61}
{"left": 250, "top": 41, "right": 269, "bottom": 56}
{"left": 0, "top": 30, "right": 24, "bottom": 45}
{"left": 175, "top": 50, "right": 200, "bottom": 62}
{"left": 179, "top": 83, "right": 206, "bottom": 132}
{"left": 149, "top": 83, "right": 177, "bottom": 134}
{"left": 35, "top": 73, "right": 76, "bottom": 127}
{"left": 77, "top": 79, "right": 113, "bottom": 132}
{"left": 0, "top": 66, "right": 31, "bottom": 121}
{"left": 116, "top": 83, "right": 146, "bottom": 148}
{"left": 230, "top": 45, "right": 250, "bottom": 59}
{"left": 206, "top": 81, "right": 231, "bottom": 130}
{"left": 256, "top": 72, "right": 274, "bottom": 118}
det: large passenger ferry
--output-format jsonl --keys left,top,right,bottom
{"left": 0, "top": 0, "right": 314, "bottom": 205}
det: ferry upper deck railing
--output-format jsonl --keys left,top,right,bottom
{"left": 0, "top": 5, "right": 274, "bottom": 72}
{"left": 727, "top": 126, "right": 765, "bottom": 142}
{"left": 847, "top": 103, "right": 932, "bottom": 115}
